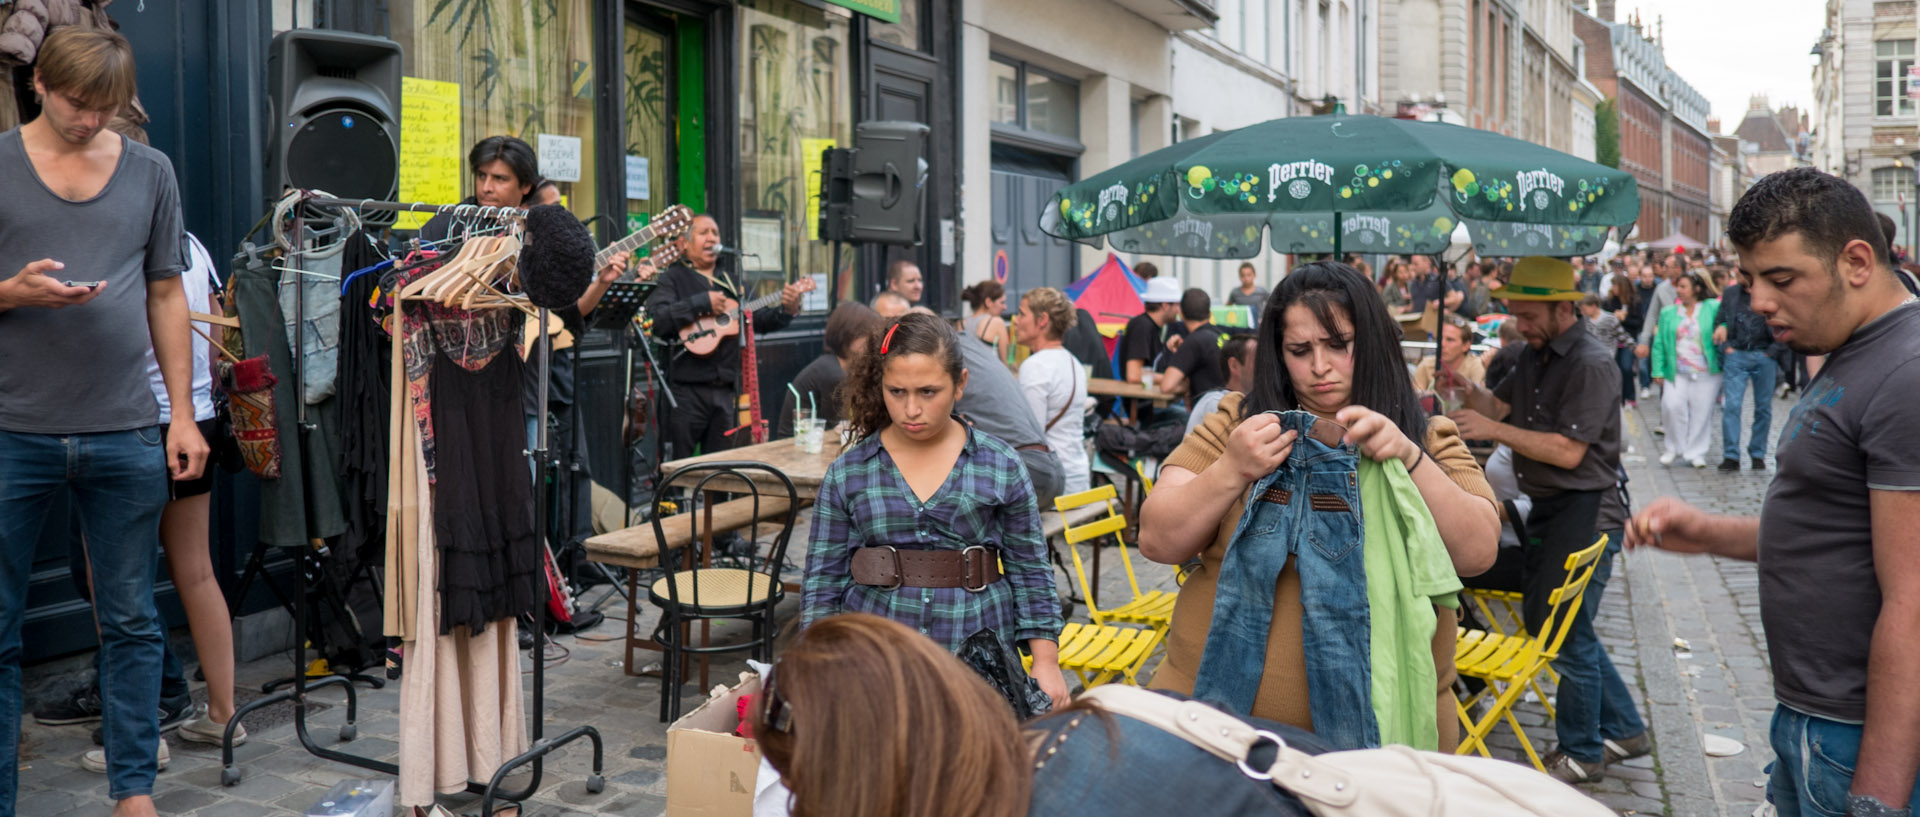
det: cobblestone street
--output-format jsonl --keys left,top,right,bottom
{"left": 15, "top": 390, "right": 1795, "bottom": 816}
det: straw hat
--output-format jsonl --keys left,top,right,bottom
{"left": 1491, "top": 256, "right": 1584, "bottom": 302}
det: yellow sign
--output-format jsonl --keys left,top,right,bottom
{"left": 395, "top": 77, "right": 461, "bottom": 230}
{"left": 803, "top": 138, "right": 836, "bottom": 241}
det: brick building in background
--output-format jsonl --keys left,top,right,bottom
{"left": 1576, "top": 0, "right": 1714, "bottom": 245}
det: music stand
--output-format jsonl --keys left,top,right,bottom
{"left": 587, "top": 281, "right": 654, "bottom": 330}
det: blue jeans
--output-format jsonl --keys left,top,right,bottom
{"left": 1720, "top": 349, "right": 1776, "bottom": 461}
{"left": 1767, "top": 705, "right": 1920, "bottom": 817}
{"left": 1615, "top": 346, "right": 1637, "bottom": 403}
{"left": 0, "top": 428, "right": 167, "bottom": 807}
{"left": 1548, "top": 529, "right": 1647, "bottom": 763}
{"left": 1194, "top": 411, "right": 1376, "bottom": 748}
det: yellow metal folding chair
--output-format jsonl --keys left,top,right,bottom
{"left": 1454, "top": 535, "right": 1609, "bottom": 770}
{"left": 1461, "top": 587, "right": 1561, "bottom": 685}
{"left": 1029, "top": 485, "right": 1168, "bottom": 688}
{"left": 1055, "top": 485, "right": 1176, "bottom": 631}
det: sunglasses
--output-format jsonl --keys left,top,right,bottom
{"left": 761, "top": 670, "right": 793, "bottom": 734}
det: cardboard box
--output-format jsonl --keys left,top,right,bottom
{"left": 666, "top": 672, "right": 764, "bottom": 817}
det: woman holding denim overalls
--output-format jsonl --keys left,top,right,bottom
{"left": 1138, "top": 261, "right": 1501, "bottom": 751}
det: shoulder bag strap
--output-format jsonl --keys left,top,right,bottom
{"left": 1044, "top": 357, "right": 1081, "bottom": 432}
{"left": 1076, "top": 686, "right": 1358, "bottom": 809}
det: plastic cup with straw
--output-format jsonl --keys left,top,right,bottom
{"left": 788, "top": 383, "right": 807, "bottom": 445}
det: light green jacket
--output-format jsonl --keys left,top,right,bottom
{"left": 1649, "top": 299, "right": 1721, "bottom": 380}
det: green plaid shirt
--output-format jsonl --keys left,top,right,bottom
{"left": 799, "top": 423, "right": 1062, "bottom": 651}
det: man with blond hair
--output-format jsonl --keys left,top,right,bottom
{"left": 0, "top": 28, "right": 204, "bottom": 817}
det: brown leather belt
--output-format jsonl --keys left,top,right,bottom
{"left": 850, "top": 546, "right": 1002, "bottom": 591}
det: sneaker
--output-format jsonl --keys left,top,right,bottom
{"left": 1639, "top": 386, "right": 1652, "bottom": 400}
{"left": 1542, "top": 750, "right": 1605, "bottom": 785}
{"left": 176, "top": 708, "right": 247, "bottom": 747}
{"left": 1690, "top": 458, "right": 1708, "bottom": 469}
{"left": 1603, "top": 732, "right": 1653, "bottom": 764}
{"left": 1718, "top": 458, "right": 1740, "bottom": 472}
{"left": 1658, "top": 452, "right": 1677, "bottom": 465}
{"left": 33, "top": 684, "right": 103, "bottom": 725}
{"left": 82, "top": 738, "right": 168, "bottom": 774}
{"left": 91, "top": 693, "right": 194, "bottom": 746}
{"left": 1752, "top": 458, "right": 1767, "bottom": 471}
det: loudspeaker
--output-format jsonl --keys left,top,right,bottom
{"left": 267, "top": 30, "right": 403, "bottom": 209}
{"left": 816, "top": 121, "right": 930, "bottom": 246}
{"left": 818, "top": 146, "right": 857, "bottom": 243}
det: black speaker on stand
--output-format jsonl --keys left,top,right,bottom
{"left": 817, "top": 121, "right": 930, "bottom": 303}
{"left": 267, "top": 30, "right": 403, "bottom": 225}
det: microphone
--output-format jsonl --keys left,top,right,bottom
{"left": 710, "top": 243, "right": 743, "bottom": 256}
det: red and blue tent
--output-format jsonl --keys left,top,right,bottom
{"left": 1065, "top": 253, "right": 1147, "bottom": 340}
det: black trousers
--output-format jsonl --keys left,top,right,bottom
{"left": 665, "top": 382, "right": 738, "bottom": 462}
{"left": 1463, "top": 488, "right": 1603, "bottom": 635}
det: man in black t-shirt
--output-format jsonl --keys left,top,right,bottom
{"left": 1160, "top": 288, "right": 1225, "bottom": 399}
{"left": 1115, "top": 276, "right": 1183, "bottom": 423}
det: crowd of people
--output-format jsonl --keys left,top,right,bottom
{"left": 785, "top": 167, "right": 1917, "bottom": 816}
{"left": 3, "top": 27, "right": 1913, "bottom": 817}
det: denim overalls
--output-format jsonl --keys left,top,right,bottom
{"left": 1191, "top": 410, "right": 1378, "bottom": 749}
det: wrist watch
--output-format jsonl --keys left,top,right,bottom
{"left": 1849, "top": 794, "right": 1912, "bottom": 817}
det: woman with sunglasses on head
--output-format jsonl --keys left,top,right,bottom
{"left": 756, "top": 613, "right": 1338, "bottom": 817}
{"left": 798, "top": 312, "right": 1069, "bottom": 709}
{"left": 1135, "top": 261, "right": 1500, "bottom": 751}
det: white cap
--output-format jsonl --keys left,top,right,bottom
{"left": 1141, "top": 277, "right": 1184, "bottom": 304}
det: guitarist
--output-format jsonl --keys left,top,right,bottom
{"left": 646, "top": 213, "right": 808, "bottom": 460}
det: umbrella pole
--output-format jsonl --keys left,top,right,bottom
{"left": 1332, "top": 212, "right": 1342, "bottom": 258}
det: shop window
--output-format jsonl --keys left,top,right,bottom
{"left": 1872, "top": 166, "right": 1910, "bottom": 202}
{"left": 990, "top": 56, "right": 1080, "bottom": 146}
{"left": 388, "top": 0, "right": 600, "bottom": 218}
{"left": 739, "top": 0, "right": 852, "bottom": 311}
{"left": 870, "top": 0, "right": 923, "bottom": 52}
{"left": 1877, "top": 39, "right": 1915, "bottom": 117}
{"left": 625, "top": 16, "right": 674, "bottom": 234}
{"left": 991, "top": 59, "right": 1020, "bottom": 126}
{"left": 1025, "top": 71, "right": 1078, "bottom": 141}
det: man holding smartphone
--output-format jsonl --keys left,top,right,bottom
{"left": 0, "top": 28, "right": 206, "bottom": 817}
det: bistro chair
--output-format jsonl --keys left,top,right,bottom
{"left": 647, "top": 462, "right": 799, "bottom": 722}
{"left": 1054, "top": 485, "right": 1175, "bottom": 632}
{"left": 1454, "top": 535, "right": 1608, "bottom": 770}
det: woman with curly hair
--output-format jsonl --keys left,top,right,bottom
{"left": 798, "top": 312, "right": 1069, "bottom": 709}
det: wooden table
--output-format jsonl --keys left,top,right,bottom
{"left": 660, "top": 436, "right": 845, "bottom": 502}
{"left": 1086, "top": 377, "right": 1177, "bottom": 405}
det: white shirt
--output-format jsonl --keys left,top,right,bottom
{"left": 145, "top": 233, "right": 218, "bottom": 423}
{"left": 1018, "top": 347, "right": 1090, "bottom": 494}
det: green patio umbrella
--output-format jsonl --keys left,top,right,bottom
{"left": 1040, "top": 113, "right": 1639, "bottom": 259}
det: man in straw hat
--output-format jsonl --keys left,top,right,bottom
{"left": 1449, "top": 256, "right": 1649, "bottom": 784}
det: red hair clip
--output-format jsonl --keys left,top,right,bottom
{"left": 880, "top": 323, "right": 901, "bottom": 355}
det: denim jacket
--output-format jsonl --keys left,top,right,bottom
{"left": 1192, "top": 410, "right": 1378, "bottom": 748}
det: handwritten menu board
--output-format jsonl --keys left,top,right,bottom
{"left": 394, "top": 77, "right": 461, "bottom": 230}
{"left": 803, "top": 138, "right": 835, "bottom": 240}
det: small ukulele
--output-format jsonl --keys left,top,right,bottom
{"left": 678, "top": 277, "right": 817, "bottom": 357}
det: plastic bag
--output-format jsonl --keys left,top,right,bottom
{"left": 956, "top": 628, "right": 1053, "bottom": 720}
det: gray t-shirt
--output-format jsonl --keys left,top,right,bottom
{"left": 955, "top": 333, "right": 1046, "bottom": 450}
{"left": 0, "top": 129, "right": 183, "bottom": 433}
{"left": 1760, "top": 301, "right": 1920, "bottom": 722}
{"left": 1227, "top": 286, "right": 1269, "bottom": 324}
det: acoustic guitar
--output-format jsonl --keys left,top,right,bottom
{"left": 678, "top": 276, "right": 817, "bottom": 357}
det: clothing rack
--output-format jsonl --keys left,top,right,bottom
{"left": 217, "top": 193, "right": 605, "bottom": 815}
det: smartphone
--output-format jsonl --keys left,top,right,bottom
{"left": 61, "top": 280, "right": 104, "bottom": 289}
